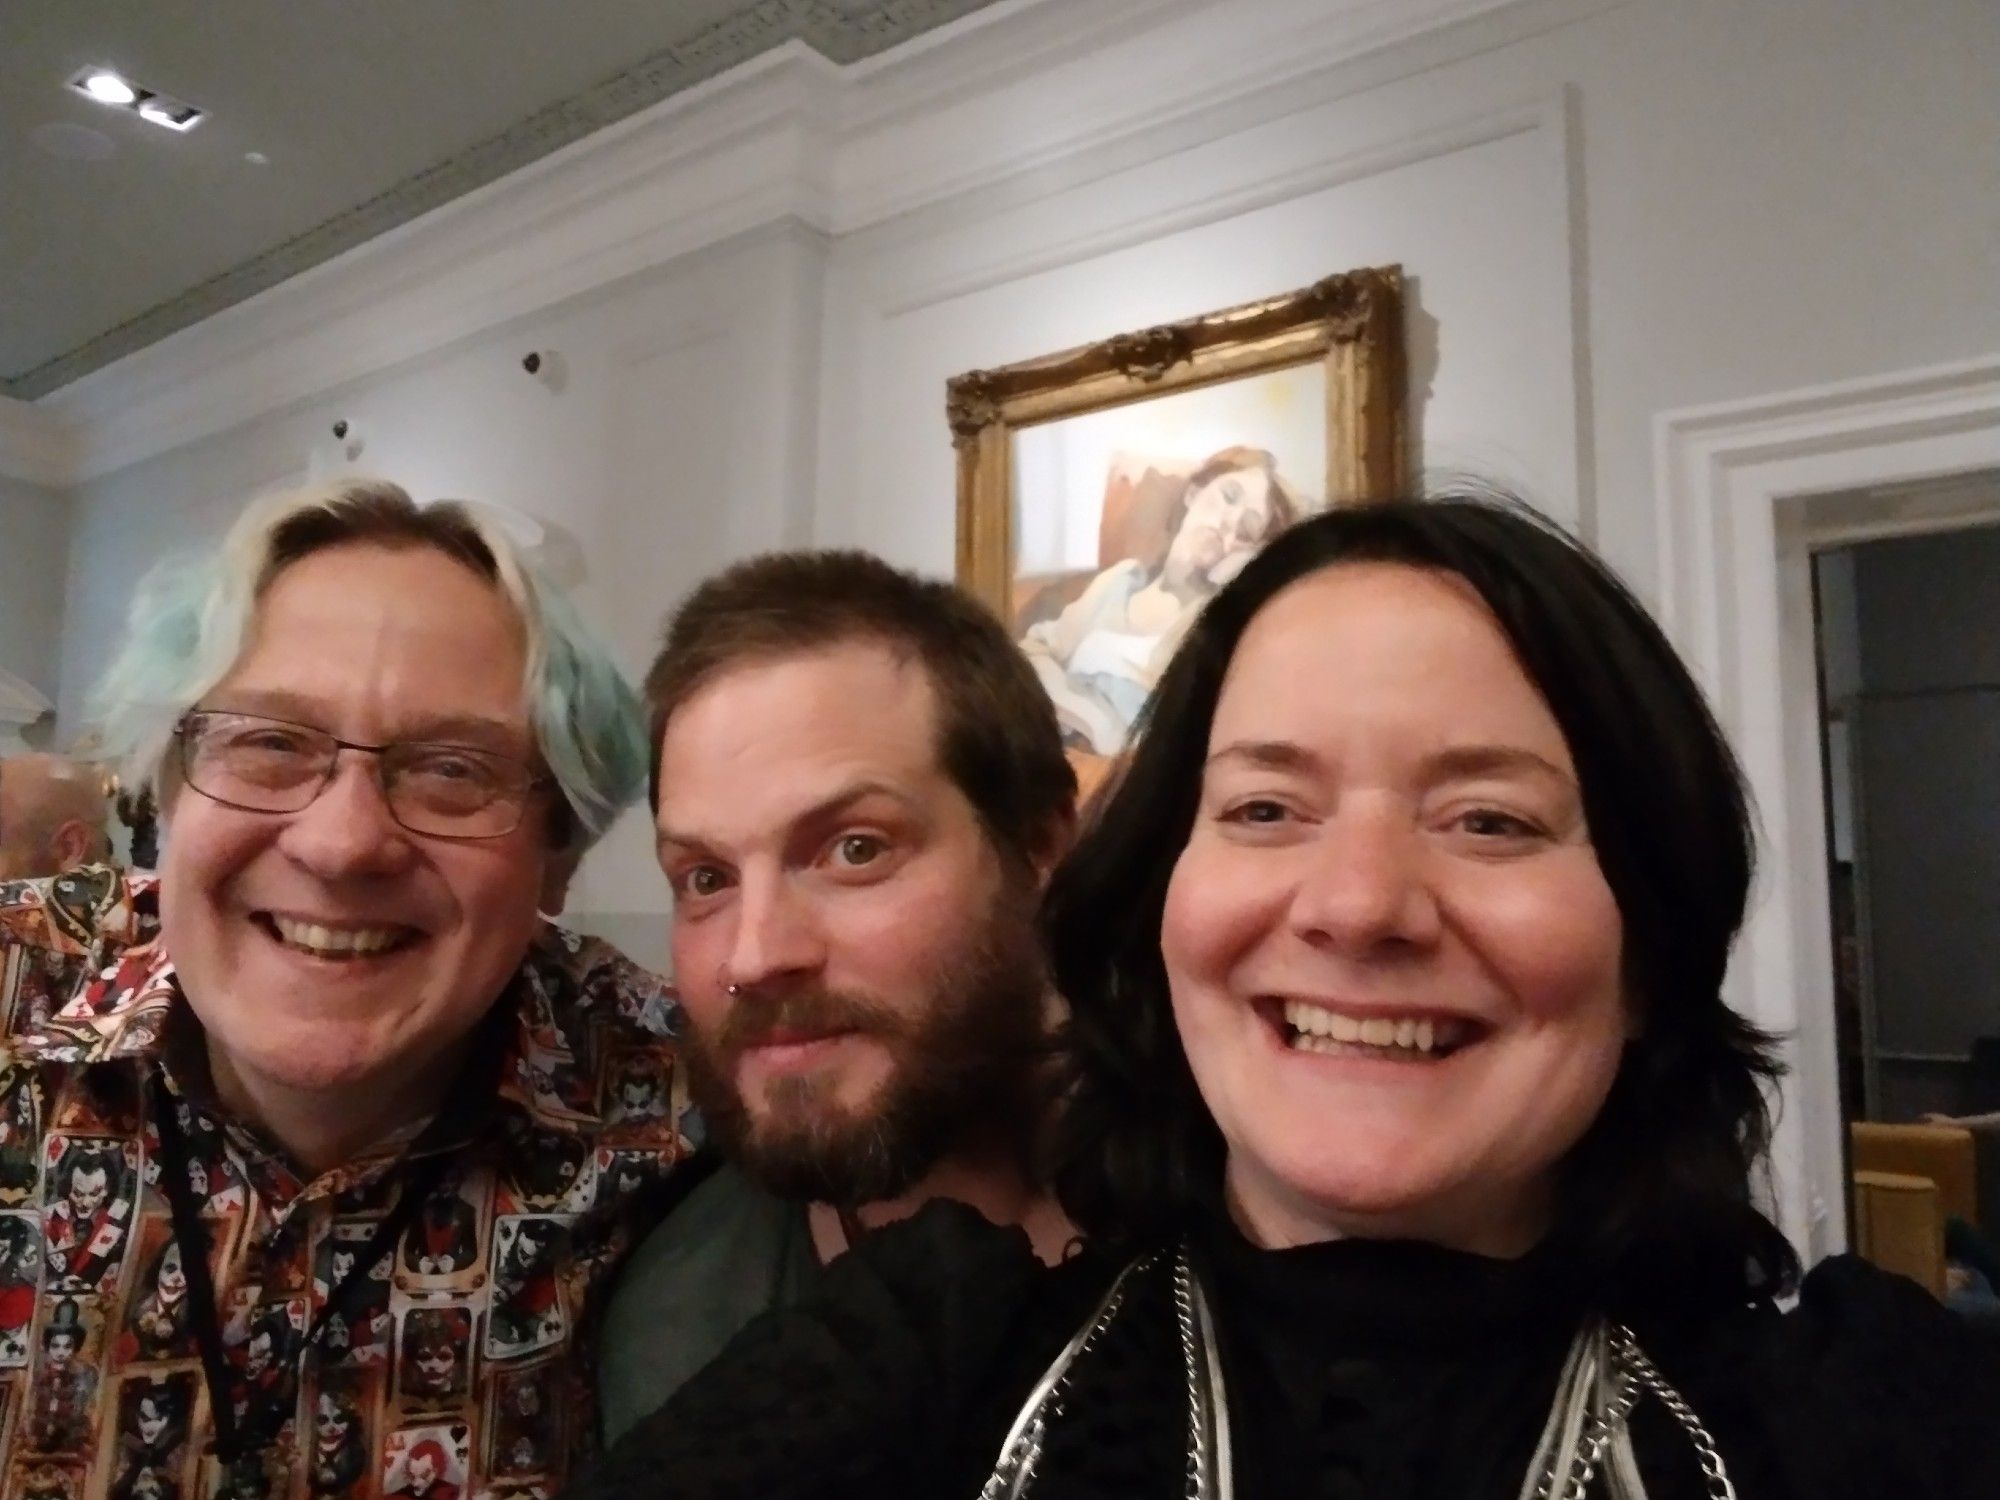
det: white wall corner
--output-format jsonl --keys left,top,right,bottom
{"left": 767, "top": 227, "right": 832, "bottom": 550}
{"left": 1652, "top": 355, "right": 2000, "bottom": 1266}
{"left": 0, "top": 396, "right": 80, "bottom": 489}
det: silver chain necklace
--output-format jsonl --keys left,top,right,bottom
{"left": 981, "top": 1247, "right": 1735, "bottom": 1500}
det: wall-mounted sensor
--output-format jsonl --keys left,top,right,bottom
{"left": 520, "top": 350, "right": 566, "bottom": 392}
{"left": 330, "top": 419, "right": 363, "bottom": 460}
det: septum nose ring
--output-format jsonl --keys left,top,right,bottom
{"left": 724, "top": 982, "right": 743, "bottom": 997}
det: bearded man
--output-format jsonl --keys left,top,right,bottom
{"left": 596, "top": 550, "right": 1079, "bottom": 1438}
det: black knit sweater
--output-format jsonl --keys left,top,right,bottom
{"left": 571, "top": 1199, "right": 2000, "bottom": 1499}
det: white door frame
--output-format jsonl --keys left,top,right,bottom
{"left": 1653, "top": 355, "right": 2000, "bottom": 1264}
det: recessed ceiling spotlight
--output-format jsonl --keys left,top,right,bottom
{"left": 137, "top": 94, "right": 203, "bottom": 132}
{"left": 65, "top": 65, "right": 205, "bottom": 132}
{"left": 78, "top": 68, "right": 136, "bottom": 105}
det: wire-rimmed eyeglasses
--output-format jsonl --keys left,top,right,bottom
{"left": 174, "top": 710, "right": 552, "bottom": 840}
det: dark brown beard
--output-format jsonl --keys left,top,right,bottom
{"left": 680, "top": 875, "right": 1047, "bottom": 1206}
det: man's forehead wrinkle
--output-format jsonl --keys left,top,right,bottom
{"left": 229, "top": 590, "right": 403, "bottom": 694}
{"left": 221, "top": 569, "right": 532, "bottom": 739}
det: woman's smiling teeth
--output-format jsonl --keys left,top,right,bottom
{"left": 1280, "top": 999, "right": 1472, "bottom": 1058}
{"left": 266, "top": 914, "right": 414, "bottom": 958}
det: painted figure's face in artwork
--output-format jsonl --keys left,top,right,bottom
{"left": 1163, "top": 464, "right": 1280, "bottom": 592}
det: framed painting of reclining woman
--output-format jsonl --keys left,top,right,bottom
{"left": 946, "top": 266, "right": 1406, "bottom": 775}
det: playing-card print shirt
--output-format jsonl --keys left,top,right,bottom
{"left": 0, "top": 867, "right": 698, "bottom": 1500}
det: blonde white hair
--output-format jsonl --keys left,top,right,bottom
{"left": 91, "top": 479, "right": 645, "bottom": 852}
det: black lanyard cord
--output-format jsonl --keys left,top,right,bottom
{"left": 148, "top": 1070, "right": 451, "bottom": 1463}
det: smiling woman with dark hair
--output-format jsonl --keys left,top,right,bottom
{"left": 1047, "top": 491, "right": 1788, "bottom": 1292}
{"left": 575, "top": 492, "right": 1999, "bottom": 1500}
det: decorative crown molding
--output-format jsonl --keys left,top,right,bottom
{"left": 3, "top": 0, "right": 1007, "bottom": 402}
{"left": 39, "top": 48, "right": 842, "bottom": 485}
{"left": 28, "top": 0, "right": 1572, "bottom": 487}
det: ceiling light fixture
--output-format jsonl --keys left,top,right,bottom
{"left": 66, "top": 66, "right": 205, "bottom": 132}
{"left": 79, "top": 69, "right": 137, "bottom": 105}
{"left": 137, "top": 94, "right": 202, "bottom": 132}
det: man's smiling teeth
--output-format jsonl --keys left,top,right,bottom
{"left": 1281, "top": 1000, "right": 1466, "bottom": 1057}
{"left": 268, "top": 915, "right": 408, "bottom": 956}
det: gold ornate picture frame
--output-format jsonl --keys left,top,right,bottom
{"left": 947, "top": 265, "right": 1406, "bottom": 761}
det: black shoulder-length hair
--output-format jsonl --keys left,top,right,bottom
{"left": 1042, "top": 491, "right": 1800, "bottom": 1304}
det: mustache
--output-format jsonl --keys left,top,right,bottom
{"left": 709, "top": 986, "right": 910, "bottom": 1059}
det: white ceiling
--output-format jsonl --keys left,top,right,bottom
{"left": 0, "top": 0, "right": 1003, "bottom": 399}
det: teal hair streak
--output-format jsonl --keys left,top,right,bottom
{"left": 91, "top": 544, "right": 258, "bottom": 790}
{"left": 516, "top": 567, "right": 650, "bottom": 847}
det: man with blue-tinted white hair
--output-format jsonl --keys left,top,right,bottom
{"left": 0, "top": 480, "right": 695, "bottom": 1498}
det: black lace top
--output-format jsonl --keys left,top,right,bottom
{"left": 571, "top": 1201, "right": 2000, "bottom": 1500}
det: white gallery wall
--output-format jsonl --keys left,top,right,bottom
{"left": 0, "top": 477, "right": 68, "bottom": 707}
{"left": 1, "top": 0, "right": 1995, "bottom": 1247}
{"left": 45, "top": 225, "right": 825, "bottom": 967}
{"left": 821, "top": 88, "right": 1579, "bottom": 559}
